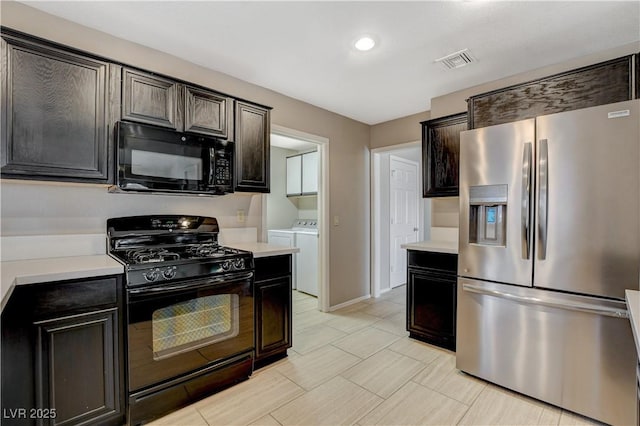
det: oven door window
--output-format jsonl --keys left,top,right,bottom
{"left": 152, "top": 293, "right": 239, "bottom": 360}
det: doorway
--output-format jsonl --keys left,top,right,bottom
{"left": 265, "top": 125, "right": 329, "bottom": 312}
{"left": 371, "top": 142, "right": 426, "bottom": 297}
{"left": 389, "top": 155, "right": 419, "bottom": 288}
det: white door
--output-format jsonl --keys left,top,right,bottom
{"left": 389, "top": 156, "right": 419, "bottom": 288}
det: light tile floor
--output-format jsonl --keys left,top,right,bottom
{"left": 150, "top": 286, "right": 604, "bottom": 426}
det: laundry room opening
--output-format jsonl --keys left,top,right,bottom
{"left": 265, "top": 126, "right": 329, "bottom": 313}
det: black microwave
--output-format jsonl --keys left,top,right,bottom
{"left": 115, "top": 121, "right": 234, "bottom": 195}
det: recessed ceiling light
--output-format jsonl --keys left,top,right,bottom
{"left": 354, "top": 36, "right": 375, "bottom": 51}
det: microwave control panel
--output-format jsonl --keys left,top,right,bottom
{"left": 214, "top": 152, "right": 232, "bottom": 186}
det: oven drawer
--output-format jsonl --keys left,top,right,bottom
{"left": 129, "top": 352, "right": 253, "bottom": 425}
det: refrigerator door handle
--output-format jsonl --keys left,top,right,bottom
{"left": 462, "top": 283, "right": 629, "bottom": 318}
{"left": 521, "top": 142, "right": 532, "bottom": 259}
{"left": 538, "top": 139, "right": 549, "bottom": 260}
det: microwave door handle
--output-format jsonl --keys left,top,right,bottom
{"left": 538, "top": 139, "right": 549, "bottom": 260}
{"left": 521, "top": 142, "right": 532, "bottom": 259}
{"left": 208, "top": 148, "right": 215, "bottom": 186}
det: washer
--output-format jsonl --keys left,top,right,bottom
{"left": 267, "top": 220, "right": 318, "bottom": 296}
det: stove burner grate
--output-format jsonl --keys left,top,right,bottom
{"left": 129, "top": 248, "right": 181, "bottom": 264}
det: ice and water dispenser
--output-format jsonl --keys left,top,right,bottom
{"left": 468, "top": 184, "right": 507, "bottom": 247}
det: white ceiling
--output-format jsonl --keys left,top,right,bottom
{"left": 271, "top": 133, "right": 318, "bottom": 152}
{"left": 21, "top": 1, "right": 640, "bottom": 125}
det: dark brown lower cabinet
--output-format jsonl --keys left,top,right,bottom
{"left": 254, "top": 255, "right": 292, "bottom": 368}
{"left": 406, "top": 250, "right": 457, "bottom": 351}
{"left": 1, "top": 276, "right": 125, "bottom": 426}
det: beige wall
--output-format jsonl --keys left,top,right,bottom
{"left": 370, "top": 111, "right": 430, "bottom": 150}
{"left": 1, "top": 1, "right": 371, "bottom": 307}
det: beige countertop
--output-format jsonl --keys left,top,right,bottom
{"left": 1, "top": 255, "right": 124, "bottom": 312}
{"left": 226, "top": 242, "right": 300, "bottom": 258}
{"left": 401, "top": 240, "right": 458, "bottom": 254}
{"left": 626, "top": 289, "right": 640, "bottom": 358}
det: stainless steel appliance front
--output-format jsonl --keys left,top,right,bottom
{"left": 457, "top": 278, "right": 636, "bottom": 426}
{"left": 457, "top": 100, "right": 640, "bottom": 425}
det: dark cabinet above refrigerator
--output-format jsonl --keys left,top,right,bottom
{"left": 468, "top": 54, "right": 638, "bottom": 129}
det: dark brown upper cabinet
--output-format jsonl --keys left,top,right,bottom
{"left": 468, "top": 54, "right": 637, "bottom": 129}
{"left": 122, "top": 68, "right": 233, "bottom": 139}
{"left": 122, "top": 68, "right": 181, "bottom": 130}
{"left": 1, "top": 30, "right": 116, "bottom": 183}
{"left": 421, "top": 112, "right": 467, "bottom": 198}
{"left": 235, "top": 101, "right": 271, "bottom": 193}
{"left": 185, "top": 86, "right": 233, "bottom": 139}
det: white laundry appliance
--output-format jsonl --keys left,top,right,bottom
{"left": 267, "top": 220, "right": 318, "bottom": 296}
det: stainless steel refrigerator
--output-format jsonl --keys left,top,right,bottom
{"left": 457, "top": 99, "right": 639, "bottom": 425}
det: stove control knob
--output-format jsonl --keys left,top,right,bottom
{"left": 234, "top": 259, "right": 245, "bottom": 270}
{"left": 162, "top": 266, "right": 177, "bottom": 280}
{"left": 143, "top": 268, "right": 161, "bottom": 282}
{"left": 222, "top": 260, "right": 231, "bottom": 271}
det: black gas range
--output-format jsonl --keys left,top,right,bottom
{"left": 108, "top": 215, "right": 254, "bottom": 287}
{"left": 107, "top": 215, "right": 255, "bottom": 425}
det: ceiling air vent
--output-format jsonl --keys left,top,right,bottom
{"left": 435, "top": 49, "right": 476, "bottom": 70}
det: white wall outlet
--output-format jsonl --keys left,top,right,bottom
{"left": 237, "top": 209, "right": 246, "bottom": 223}
{"left": 333, "top": 215, "right": 340, "bottom": 226}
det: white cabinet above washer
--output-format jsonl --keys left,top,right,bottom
{"left": 286, "top": 151, "right": 318, "bottom": 196}
{"left": 286, "top": 155, "right": 302, "bottom": 196}
{"left": 301, "top": 151, "right": 318, "bottom": 194}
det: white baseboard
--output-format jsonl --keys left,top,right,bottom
{"left": 329, "top": 294, "right": 371, "bottom": 312}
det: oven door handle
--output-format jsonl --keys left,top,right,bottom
{"left": 128, "top": 271, "right": 254, "bottom": 295}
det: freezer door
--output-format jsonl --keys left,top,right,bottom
{"left": 457, "top": 277, "right": 636, "bottom": 426}
{"left": 534, "top": 100, "right": 640, "bottom": 299}
{"left": 459, "top": 119, "right": 535, "bottom": 286}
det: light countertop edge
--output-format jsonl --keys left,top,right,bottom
{"left": 401, "top": 240, "right": 459, "bottom": 254}
{"left": 1, "top": 255, "right": 125, "bottom": 313}
{"left": 625, "top": 289, "right": 640, "bottom": 358}
{"left": 226, "top": 242, "right": 300, "bottom": 258}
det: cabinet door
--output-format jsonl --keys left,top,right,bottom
{"left": 407, "top": 269, "right": 456, "bottom": 351}
{"left": 422, "top": 113, "right": 467, "bottom": 198}
{"left": 301, "top": 151, "right": 318, "bottom": 194}
{"left": 122, "top": 68, "right": 182, "bottom": 130}
{"left": 235, "top": 101, "right": 270, "bottom": 192}
{"left": 35, "top": 308, "right": 122, "bottom": 426}
{"left": 184, "top": 86, "right": 232, "bottom": 138}
{"left": 1, "top": 34, "right": 111, "bottom": 182}
{"left": 286, "top": 155, "right": 302, "bottom": 196}
{"left": 255, "top": 276, "right": 292, "bottom": 361}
